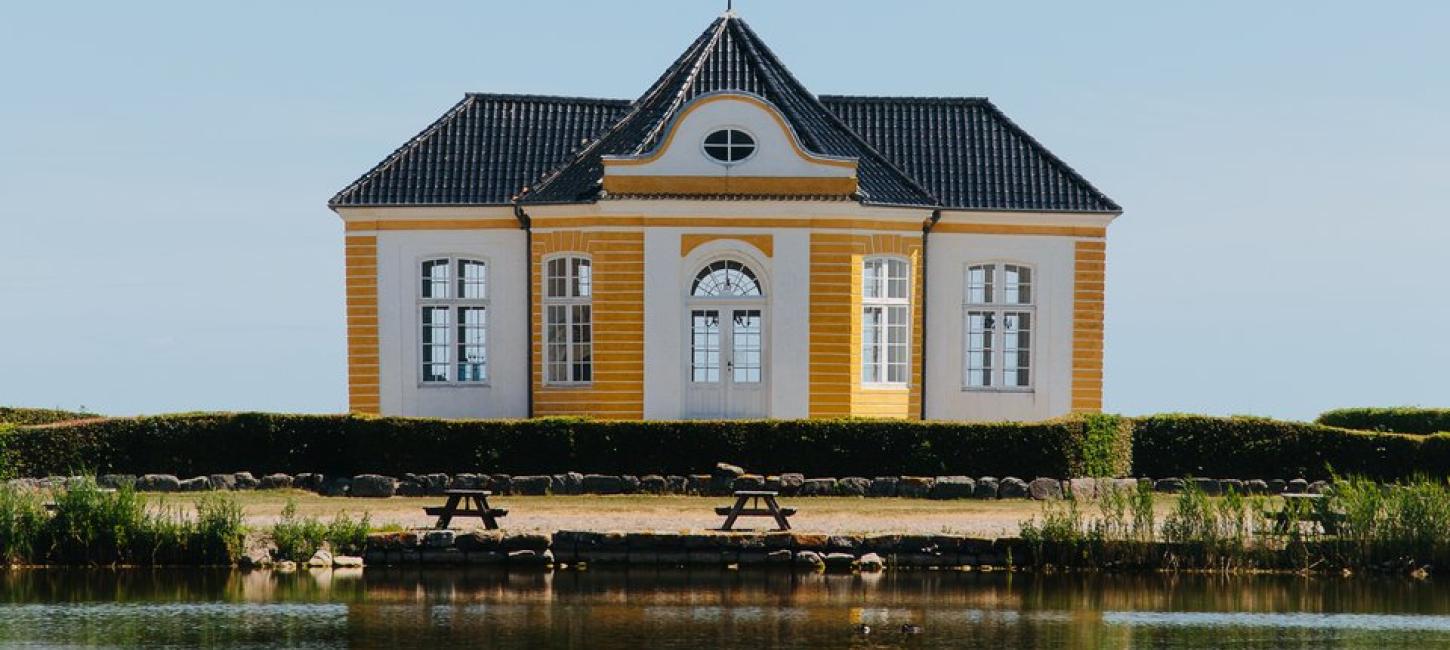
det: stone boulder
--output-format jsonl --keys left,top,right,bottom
{"left": 640, "top": 475, "right": 668, "bottom": 494}
{"left": 837, "top": 477, "right": 871, "bottom": 497}
{"left": 307, "top": 549, "right": 333, "bottom": 568}
{"left": 798, "top": 478, "right": 838, "bottom": 497}
{"left": 666, "top": 476, "right": 689, "bottom": 494}
{"left": 1307, "top": 480, "right": 1331, "bottom": 495}
{"left": 207, "top": 474, "right": 237, "bottom": 491}
{"left": 1288, "top": 479, "right": 1309, "bottom": 494}
{"left": 998, "top": 477, "right": 1029, "bottom": 499}
{"left": 897, "top": 476, "right": 935, "bottom": 499}
{"left": 1154, "top": 478, "right": 1185, "bottom": 493}
{"left": 318, "top": 477, "right": 351, "bottom": 497}
{"left": 450, "top": 473, "right": 483, "bottom": 490}
{"left": 1192, "top": 478, "right": 1221, "bottom": 496}
{"left": 619, "top": 475, "right": 642, "bottom": 494}
{"left": 1028, "top": 478, "right": 1063, "bottom": 500}
{"left": 930, "top": 476, "right": 975, "bottom": 500}
{"left": 1244, "top": 479, "right": 1269, "bottom": 495}
{"left": 179, "top": 477, "right": 210, "bottom": 492}
{"left": 732, "top": 474, "right": 766, "bottom": 491}
{"left": 856, "top": 552, "right": 885, "bottom": 572}
{"left": 867, "top": 477, "right": 899, "bottom": 497}
{"left": 1067, "top": 478, "right": 1098, "bottom": 501}
{"left": 137, "top": 472, "right": 181, "bottom": 493}
{"left": 350, "top": 475, "right": 397, "bottom": 498}
{"left": 582, "top": 474, "right": 625, "bottom": 494}
{"left": 395, "top": 478, "right": 427, "bottom": 497}
{"left": 1220, "top": 479, "right": 1245, "bottom": 495}
{"left": 777, "top": 473, "right": 805, "bottom": 496}
{"left": 823, "top": 552, "right": 856, "bottom": 571}
{"left": 421, "top": 473, "right": 452, "bottom": 495}
{"left": 97, "top": 474, "right": 138, "bottom": 490}
{"left": 793, "top": 550, "right": 825, "bottom": 570}
{"left": 294, "top": 473, "right": 324, "bottom": 492}
{"left": 423, "top": 530, "right": 456, "bottom": 549}
{"left": 513, "top": 475, "right": 552, "bottom": 496}
{"left": 1267, "top": 479, "right": 1287, "bottom": 494}
{"left": 234, "top": 472, "right": 260, "bottom": 490}
{"left": 486, "top": 474, "right": 513, "bottom": 494}
{"left": 259, "top": 473, "right": 294, "bottom": 490}
{"left": 332, "top": 555, "right": 364, "bottom": 568}
{"left": 973, "top": 477, "right": 999, "bottom": 499}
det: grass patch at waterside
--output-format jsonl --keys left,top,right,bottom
{"left": 270, "top": 500, "right": 371, "bottom": 562}
{"left": 1019, "top": 476, "right": 1450, "bottom": 573}
{"left": 0, "top": 479, "right": 245, "bottom": 566}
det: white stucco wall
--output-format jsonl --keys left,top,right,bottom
{"left": 604, "top": 94, "right": 856, "bottom": 179}
{"left": 642, "top": 228, "right": 811, "bottom": 419}
{"left": 924, "top": 233, "right": 1077, "bottom": 421}
{"left": 375, "top": 229, "right": 529, "bottom": 418}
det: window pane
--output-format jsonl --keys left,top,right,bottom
{"left": 1004, "top": 265, "right": 1032, "bottom": 305}
{"left": 967, "top": 265, "right": 993, "bottom": 304}
{"left": 456, "top": 307, "right": 486, "bottom": 382}
{"left": 965, "top": 309, "right": 994, "bottom": 387}
{"left": 731, "top": 310, "right": 762, "bottom": 384}
{"left": 422, "top": 259, "right": 450, "bottom": 299}
{"left": 572, "top": 257, "right": 592, "bottom": 297}
{"left": 1002, "top": 310, "right": 1031, "bottom": 387}
{"left": 458, "top": 260, "right": 486, "bottom": 299}
{"left": 887, "top": 259, "right": 909, "bottom": 299}
{"left": 545, "top": 305, "right": 568, "bottom": 382}
{"left": 421, "top": 306, "right": 450, "bottom": 382}
{"left": 862, "top": 306, "right": 882, "bottom": 383}
{"left": 886, "top": 305, "right": 909, "bottom": 383}
{"left": 546, "top": 258, "right": 567, "bottom": 298}
{"left": 692, "top": 310, "right": 720, "bottom": 383}
{"left": 863, "top": 259, "right": 881, "bottom": 299}
{"left": 571, "top": 305, "right": 592, "bottom": 382}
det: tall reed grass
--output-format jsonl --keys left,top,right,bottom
{"left": 269, "top": 500, "right": 371, "bottom": 562}
{"left": 0, "top": 479, "right": 246, "bottom": 566}
{"left": 1020, "top": 476, "right": 1450, "bottom": 573}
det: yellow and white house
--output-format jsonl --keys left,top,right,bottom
{"left": 328, "top": 14, "right": 1120, "bottom": 421}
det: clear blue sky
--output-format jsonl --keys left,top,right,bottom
{"left": 2, "top": 1, "right": 1446, "bottom": 420}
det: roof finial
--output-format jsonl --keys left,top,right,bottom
{"left": 726, "top": 0, "right": 734, "bottom": 15}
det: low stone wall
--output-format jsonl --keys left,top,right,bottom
{"left": 357, "top": 529, "right": 1020, "bottom": 571}
{"left": 8, "top": 469, "right": 1337, "bottom": 501}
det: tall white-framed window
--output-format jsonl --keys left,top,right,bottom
{"left": 862, "top": 257, "right": 911, "bottom": 385}
{"left": 543, "top": 254, "right": 592, "bottom": 384}
{"left": 964, "top": 262, "right": 1034, "bottom": 390}
{"left": 419, "top": 257, "right": 488, "bottom": 384}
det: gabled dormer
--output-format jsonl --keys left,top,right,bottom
{"left": 600, "top": 92, "right": 858, "bottom": 197}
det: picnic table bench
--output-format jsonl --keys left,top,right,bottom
{"left": 425, "top": 489, "right": 508, "bottom": 530}
{"left": 716, "top": 490, "right": 795, "bottom": 531}
{"left": 1264, "top": 493, "right": 1343, "bottom": 535}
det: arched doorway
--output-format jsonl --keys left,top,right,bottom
{"left": 685, "top": 259, "right": 767, "bottom": 418}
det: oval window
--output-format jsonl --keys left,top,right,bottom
{"left": 702, "top": 128, "right": 756, "bottom": 163}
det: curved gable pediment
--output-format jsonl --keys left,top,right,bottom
{"left": 602, "top": 93, "right": 858, "bottom": 197}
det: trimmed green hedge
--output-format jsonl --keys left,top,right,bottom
{"left": 1131, "top": 414, "right": 1450, "bottom": 480}
{"left": 0, "top": 412, "right": 1132, "bottom": 479}
{"left": 1316, "top": 407, "right": 1450, "bottom": 435}
{"left": 0, "top": 407, "right": 95, "bottom": 427}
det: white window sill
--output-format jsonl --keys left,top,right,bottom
{"left": 961, "top": 387, "right": 1035, "bottom": 394}
{"left": 860, "top": 383, "right": 910, "bottom": 391}
{"left": 419, "top": 382, "right": 491, "bottom": 389}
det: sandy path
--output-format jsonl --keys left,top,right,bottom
{"left": 190, "top": 492, "right": 1049, "bottom": 537}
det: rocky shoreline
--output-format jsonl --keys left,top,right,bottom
{"left": 8, "top": 463, "right": 1338, "bottom": 501}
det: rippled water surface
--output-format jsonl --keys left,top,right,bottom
{"left": 2, "top": 568, "right": 1450, "bottom": 648}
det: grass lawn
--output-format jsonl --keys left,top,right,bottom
{"left": 146, "top": 490, "right": 1203, "bottom": 537}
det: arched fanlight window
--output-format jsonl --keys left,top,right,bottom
{"left": 691, "top": 260, "right": 762, "bottom": 297}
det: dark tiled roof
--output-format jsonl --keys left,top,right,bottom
{"left": 524, "top": 15, "right": 936, "bottom": 207}
{"left": 329, "top": 94, "right": 630, "bottom": 207}
{"left": 330, "top": 15, "right": 1118, "bottom": 213}
{"left": 820, "top": 96, "right": 1120, "bottom": 212}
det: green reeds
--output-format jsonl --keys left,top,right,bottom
{"left": 0, "top": 479, "right": 246, "bottom": 566}
{"left": 270, "top": 500, "right": 371, "bottom": 561}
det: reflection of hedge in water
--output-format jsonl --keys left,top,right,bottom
{"left": 1, "top": 413, "right": 1132, "bottom": 479}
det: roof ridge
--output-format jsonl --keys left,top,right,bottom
{"left": 729, "top": 19, "right": 939, "bottom": 206}
{"left": 463, "top": 92, "right": 632, "bottom": 105}
{"left": 328, "top": 94, "right": 477, "bottom": 207}
{"left": 820, "top": 94, "right": 990, "bottom": 105}
{"left": 974, "top": 99, "right": 1120, "bottom": 212}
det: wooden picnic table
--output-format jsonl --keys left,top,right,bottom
{"left": 425, "top": 489, "right": 508, "bottom": 530}
{"left": 715, "top": 490, "right": 795, "bottom": 531}
{"left": 1267, "top": 493, "right": 1342, "bottom": 535}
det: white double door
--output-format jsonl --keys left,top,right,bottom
{"left": 684, "top": 305, "right": 767, "bottom": 418}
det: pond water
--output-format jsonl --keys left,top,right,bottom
{"left": 2, "top": 568, "right": 1450, "bottom": 648}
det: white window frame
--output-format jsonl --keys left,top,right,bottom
{"left": 543, "top": 254, "right": 593, "bottom": 386}
{"left": 861, "top": 256, "right": 912, "bottom": 388}
{"left": 962, "top": 261, "right": 1035, "bottom": 392}
{"left": 701, "top": 126, "right": 758, "bottom": 166}
{"left": 417, "top": 255, "right": 489, "bottom": 387}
